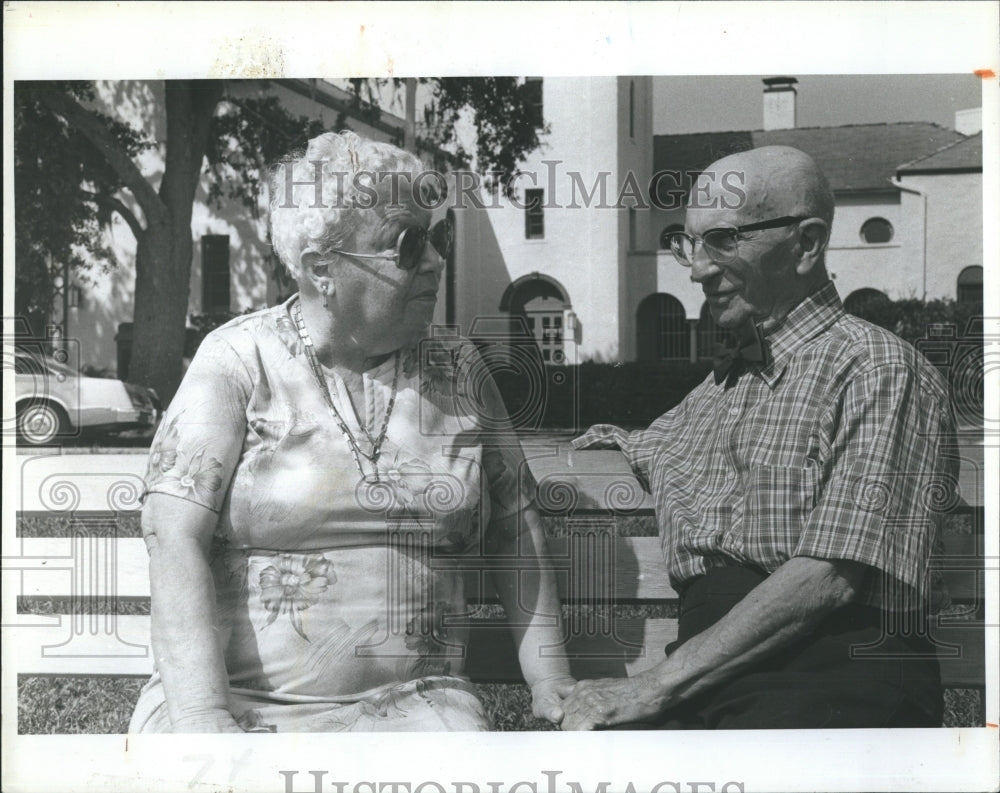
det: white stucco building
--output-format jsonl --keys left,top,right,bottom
{"left": 447, "top": 76, "right": 653, "bottom": 365}
{"left": 896, "top": 134, "right": 984, "bottom": 306}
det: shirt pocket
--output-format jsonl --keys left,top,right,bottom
{"left": 742, "top": 464, "right": 821, "bottom": 570}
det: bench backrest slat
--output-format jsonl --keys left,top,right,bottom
{"left": 17, "top": 447, "right": 985, "bottom": 513}
{"left": 13, "top": 533, "right": 982, "bottom": 605}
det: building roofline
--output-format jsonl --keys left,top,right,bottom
{"left": 272, "top": 78, "right": 460, "bottom": 165}
{"left": 274, "top": 78, "right": 404, "bottom": 138}
{"left": 831, "top": 187, "right": 901, "bottom": 196}
{"left": 653, "top": 120, "right": 960, "bottom": 140}
{"left": 895, "top": 131, "right": 982, "bottom": 174}
{"left": 896, "top": 166, "right": 983, "bottom": 177}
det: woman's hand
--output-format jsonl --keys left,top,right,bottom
{"left": 172, "top": 708, "right": 245, "bottom": 733}
{"left": 530, "top": 675, "right": 578, "bottom": 725}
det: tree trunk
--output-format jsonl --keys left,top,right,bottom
{"left": 128, "top": 225, "right": 189, "bottom": 404}
{"left": 127, "top": 80, "right": 223, "bottom": 405}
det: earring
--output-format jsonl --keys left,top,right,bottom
{"left": 321, "top": 283, "right": 329, "bottom": 308}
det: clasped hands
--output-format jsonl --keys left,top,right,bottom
{"left": 542, "top": 671, "right": 669, "bottom": 731}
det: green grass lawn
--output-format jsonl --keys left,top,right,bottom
{"left": 15, "top": 677, "right": 985, "bottom": 734}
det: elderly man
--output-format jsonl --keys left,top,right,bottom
{"left": 561, "top": 146, "right": 955, "bottom": 730}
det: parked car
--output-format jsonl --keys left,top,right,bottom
{"left": 13, "top": 349, "right": 159, "bottom": 446}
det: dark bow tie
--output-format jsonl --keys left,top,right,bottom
{"left": 713, "top": 323, "right": 770, "bottom": 387}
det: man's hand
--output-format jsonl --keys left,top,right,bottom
{"left": 560, "top": 672, "right": 667, "bottom": 730}
{"left": 571, "top": 424, "right": 630, "bottom": 451}
{"left": 172, "top": 708, "right": 245, "bottom": 733}
{"left": 530, "top": 675, "right": 578, "bottom": 725}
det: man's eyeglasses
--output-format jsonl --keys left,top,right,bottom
{"left": 664, "top": 216, "right": 810, "bottom": 266}
{"left": 330, "top": 217, "right": 454, "bottom": 271}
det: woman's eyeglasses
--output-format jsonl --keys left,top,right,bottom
{"left": 664, "top": 216, "right": 809, "bottom": 265}
{"left": 330, "top": 217, "right": 454, "bottom": 271}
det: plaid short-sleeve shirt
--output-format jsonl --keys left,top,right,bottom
{"left": 621, "top": 282, "right": 957, "bottom": 609}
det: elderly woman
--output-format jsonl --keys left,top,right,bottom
{"left": 129, "top": 131, "right": 575, "bottom": 733}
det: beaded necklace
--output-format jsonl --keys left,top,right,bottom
{"left": 292, "top": 299, "right": 399, "bottom": 482}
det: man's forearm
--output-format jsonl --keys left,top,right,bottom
{"left": 559, "top": 555, "right": 868, "bottom": 729}
{"left": 648, "top": 556, "right": 866, "bottom": 710}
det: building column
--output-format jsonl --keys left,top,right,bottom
{"left": 688, "top": 320, "right": 698, "bottom": 363}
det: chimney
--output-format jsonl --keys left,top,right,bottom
{"left": 762, "top": 76, "right": 797, "bottom": 130}
{"left": 954, "top": 107, "right": 982, "bottom": 135}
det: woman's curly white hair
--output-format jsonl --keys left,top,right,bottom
{"left": 268, "top": 131, "right": 425, "bottom": 279}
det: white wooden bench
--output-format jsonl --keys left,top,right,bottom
{"left": 7, "top": 446, "right": 988, "bottom": 728}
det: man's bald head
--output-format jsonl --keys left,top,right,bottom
{"left": 684, "top": 146, "right": 835, "bottom": 331}
{"left": 694, "top": 145, "right": 834, "bottom": 227}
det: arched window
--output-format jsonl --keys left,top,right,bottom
{"left": 637, "top": 293, "right": 688, "bottom": 361}
{"left": 697, "top": 301, "right": 730, "bottom": 359}
{"left": 658, "top": 223, "right": 684, "bottom": 250}
{"left": 501, "top": 274, "right": 570, "bottom": 364}
{"left": 860, "top": 217, "right": 894, "bottom": 244}
{"left": 957, "top": 266, "right": 983, "bottom": 306}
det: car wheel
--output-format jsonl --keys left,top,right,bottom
{"left": 16, "top": 402, "right": 68, "bottom": 446}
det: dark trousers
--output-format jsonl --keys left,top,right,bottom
{"left": 621, "top": 566, "right": 943, "bottom": 730}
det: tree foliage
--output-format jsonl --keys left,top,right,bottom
{"left": 204, "top": 96, "right": 328, "bottom": 216}
{"left": 13, "top": 82, "right": 151, "bottom": 332}
{"left": 15, "top": 77, "right": 548, "bottom": 401}
{"left": 14, "top": 81, "right": 327, "bottom": 376}
{"left": 348, "top": 77, "right": 549, "bottom": 195}
{"left": 429, "top": 77, "right": 548, "bottom": 191}
{"left": 844, "top": 295, "right": 981, "bottom": 348}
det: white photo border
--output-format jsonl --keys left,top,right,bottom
{"left": 3, "top": 2, "right": 998, "bottom": 792}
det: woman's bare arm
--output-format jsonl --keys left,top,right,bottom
{"left": 143, "top": 493, "right": 243, "bottom": 732}
{"left": 488, "top": 505, "right": 576, "bottom": 725}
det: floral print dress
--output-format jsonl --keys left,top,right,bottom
{"left": 129, "top": 296, "right": 530, "bottom": 733}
